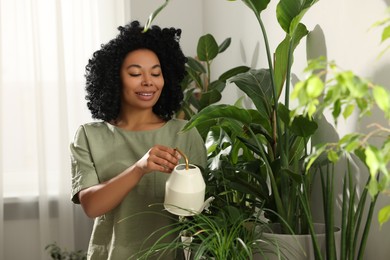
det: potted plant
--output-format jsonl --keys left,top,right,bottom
{"left": 142, "top": 0, "right": 390, "bottom": 259}
{"left": 180, "top": 0, "right": 390, "bottom": 259}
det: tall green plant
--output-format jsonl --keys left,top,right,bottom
{"left": 183, "top": 0, "right": 319, "bottom": 236}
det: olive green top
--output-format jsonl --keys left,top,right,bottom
{"left": 70, "top": 119, "right": 207, "bottom": 259}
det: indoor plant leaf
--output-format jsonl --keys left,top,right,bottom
{"left": 276, "top": 0, "right": 319, "bottom": 35}
{"left": 241, "top": 0, "right": 270, "bottom": 16}
{"left": 229, "top": 69, "right": 273, "bottom": 117}
{"left": 186, "top": 56, "right": 207, "bottom": 73}
{"left": 197, "top": 34, "right": 219, "bottom": 62}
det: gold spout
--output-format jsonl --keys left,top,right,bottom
{"left": 175, "top": 147, "right": 189, "bottom": 170}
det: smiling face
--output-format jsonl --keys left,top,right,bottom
{"left": 119, "top": 49, "right": 164, "bottom": 114}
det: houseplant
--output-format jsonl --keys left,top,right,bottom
{"left": 142, "top": 0, "right": 390, "bottom": 259}
{"left": 178, "top": 34, "right": 250, "bottom": 120}
{"left": 180, "top": 0, "right": 390, "bottom": 259}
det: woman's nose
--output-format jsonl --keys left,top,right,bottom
{"left": 141, "top": 76, "right": 152, "bottom": 86}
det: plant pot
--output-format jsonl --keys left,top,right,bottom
{"left": 255, "top": 223, "right": 341, "bottom": 260}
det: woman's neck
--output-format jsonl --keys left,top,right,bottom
{"left": 112, "top": 110, "right": 166, "bottom": 131}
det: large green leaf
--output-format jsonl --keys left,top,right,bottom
{"left": 197, "top": 34, "right": 219, "bottom": 62}
{"left": 229, "top": 69, "right": 274, "bottom": 117}
{"left": 182, "top": 104, "right": 252, "bottom": 133}
{"left": 199, "top": 90, "right": 223, "bottom": 110}
{"left": 289, "top": 115, "right": 318, "bottom": 137}
{"left": 241, "top": 0, "right": 270, "bottom": 16}
{"left": 276, "top": 0, "right": 318, "bottom": 35}
{"left": 274, "top": 23, "right": 309, "bottom": 98}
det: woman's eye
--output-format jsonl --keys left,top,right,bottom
{"left": 129, "top": 73, "right": 140, "bottom": 77}
{"left": 151, "top": 73, "right": 161, "bottom": 77}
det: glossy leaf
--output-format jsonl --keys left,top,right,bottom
{"left": 197, "top": 34, "right": 219, "bottom": 62}
{"left": 241, "top": 0, "right": 270, "bottom": 16}
{"left": 218, "top": 37, "right": 232, "bottom": 53}
{"left": 182, "top": 104, "right": 252, "bottom": 133}
{"left": 276, "top": 0, "right": 318, "bottom": 35}
{"left": 199, "top": 90, "right": 223, "bottom": 110}
{"left": 229, "top": 69, "right": 273, "bottom": 117}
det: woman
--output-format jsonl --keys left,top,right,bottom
{"left": 70, "top": 20, "right": 206, "bottom": 259}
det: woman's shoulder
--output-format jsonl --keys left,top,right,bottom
{"left": 74, "top": 121, "right": 113, "bottom": 138}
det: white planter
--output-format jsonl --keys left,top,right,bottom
{"left": 255, "top": 223, "right": 341, "bottom": 260}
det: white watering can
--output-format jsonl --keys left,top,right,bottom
{"left": 164, "top": 148, "right": 214, "bottom": 216}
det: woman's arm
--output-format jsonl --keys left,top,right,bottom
{"left": 78, "top": 145, "right": 180, "bottom": 218}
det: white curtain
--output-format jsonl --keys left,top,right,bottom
{"left": 0, "top": 0, "right": 127, "bottom": 259}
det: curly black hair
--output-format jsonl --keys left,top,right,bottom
{"left": 85, "top": 20, "right": 186, "bottom": 121}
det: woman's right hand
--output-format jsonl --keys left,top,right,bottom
{"left": 135, "top": 145, "right": 181, "bottom": 174}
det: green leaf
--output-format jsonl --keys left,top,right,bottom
{"left": 219, "top": 66, "right": 251, "bottom": 82}
{"left": 373, "top": 85, "right": 390, "bottom": 115}
{"left": 241, "top": 0, "right": 270, "bottom": 16}
{"left": 186, "top": 56, "right": 206, "bottom": 73}
{"left": 379, "top": 204, "right": 390, "bottom": 227}
{"left": 218, "top": 37, "right": 231, "bottom": 53}
{"left": 143, "top": 0, "right": 171, "bottom": 32}
{"left": 306, "top": 75, "right": 324, "bottom": 98}
{"left": 199, "top": 90, "right": 222, "bottom": 110}
{"left": 276, "top": 0, "right": 318, "bottom": 35}
{"left": 229, "top": 69, "right": 274, "bottom": 117}
{"left": 289, "top": 115, "right": 318, "bottom": 137}
{"left": 197, "top": 34, "right": 219, "bottom": 62}
{"left": 381, "top": 25, "right": 390, "bottom": 43}
{"left": 342, "top": 104, "right": 355, "bottom": 119}
{"left": 365, "top": 146, "right": 380, "bottom": 178}
{"left": 327, "top": 150, "right": 339, "bottom": 163}
{"left": 274, "top": 23, "right": 309, "bottom": 98}
{"left": 182, "top": 104, "right": 252, "bottom": 132}
{"left": 185, "top": 66, "right": 203, "bottom": 90}
{"left": 208, "top": 79, "right": 226, "bottom": 93}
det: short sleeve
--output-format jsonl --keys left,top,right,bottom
{"left": 70, "top": 125, "right": 100, "bottom": 204}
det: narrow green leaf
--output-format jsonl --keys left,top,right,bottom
{"left": 143, "top": 0, "right": 171, "bottom": 32}
{"left": 218, "top": 37, "right": 231, "bottom": 53}
{"left": 186, "top": 56, "right": 206, "bottom": 73}
{"left": 219, "top": 66, "right": 250, "bottom": 82}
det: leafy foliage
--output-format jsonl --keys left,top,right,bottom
{"left": 45, "top": 243, "right": 86, "bottom": 260}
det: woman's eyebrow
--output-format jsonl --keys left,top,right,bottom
{"left": 126, "top": 64, "right": 161, "bottom": 70}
